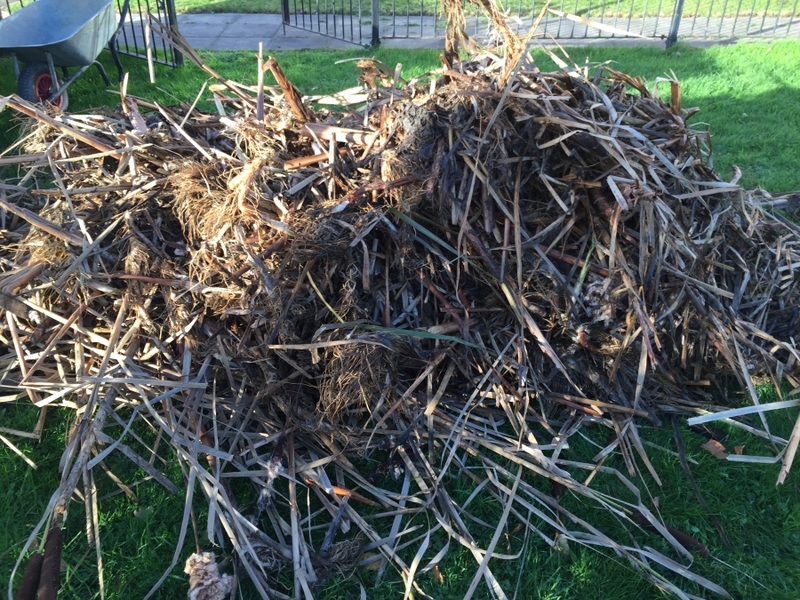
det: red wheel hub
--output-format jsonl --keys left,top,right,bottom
{"left": 33, "top": 73, "right": 63, "bottom": 107}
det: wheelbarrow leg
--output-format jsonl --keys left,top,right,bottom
{"left": 108, "top": 41, "right": 124, "bottom": 84}
{"left": 93, "top": 61, "right": 112, "bottom": 87}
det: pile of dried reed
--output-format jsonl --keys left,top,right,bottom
{"left": 1, "top": 32, "right": 799, "bottom": 600}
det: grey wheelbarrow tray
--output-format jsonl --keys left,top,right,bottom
{"left": 0, "top": 0, "right": 131, "bottom": 105}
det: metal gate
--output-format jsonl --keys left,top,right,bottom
{"left": 281, "top": 0, "right": 800, "bottom": 46}
{"left": 1, "top": 0, "right": 182, "bottom": 66}
{"left": 281, "top": 0, "right": 379, "bottom": 46}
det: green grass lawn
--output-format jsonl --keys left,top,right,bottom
{"left": 1, "top": 40, "right": 800, "bottom": 599}
{"left": 3, "top": 398, "right": 799, "bottom": 599}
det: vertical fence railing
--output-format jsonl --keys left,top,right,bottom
{"left": 115, "top": 0, "right": 182, "bottom": 66}
{"left": 1, "top": 0, "right": 182, "bottom": 66}
{"left": 276, "top": 0, "right": 800, "bottom": 45}
{"left": 665, "top": 0, "right": 800, "bottom": 41}
{"left": 0, "top": 0, "right": 29, "bottom": 16}
{"left": 281, "top": 0, "right": 370, "bottom": 45}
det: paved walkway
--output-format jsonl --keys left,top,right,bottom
{"left": 173, "top": 12, "right": 800, "bottom": 52}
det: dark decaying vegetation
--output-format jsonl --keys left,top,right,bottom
{"left": 1, "top": 13, "right": 799, "bottom": 600}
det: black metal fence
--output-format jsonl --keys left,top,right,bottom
{"left": 282, "top": 0, "right": 800, "bottom": 45}
{"left": 282, "top": 0, "right": 377, "bottom": 45}
{"left": 115, "top": 0, "right": 182, "bottom": 66}
{"left": 1, "top": 0, "right": 182, "bottom": 65}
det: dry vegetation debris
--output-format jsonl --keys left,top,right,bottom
{"left": 1, "top": 28, "right": 799, "bottom": 600}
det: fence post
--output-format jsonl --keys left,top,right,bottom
{"left": 281, "top": 0, "right": 290, "bottom": 25}
{"left": 666, "top": 0, "right": 685, "bottom": 48}
{"left": 165, "top": 0, "right": 183, "bottom": 66}
{"left": 371, "top": 0, "right": 380, "bottom": 46}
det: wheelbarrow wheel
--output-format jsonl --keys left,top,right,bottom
{"left": 18, "top": 63, "right": 68, "bottom": 110}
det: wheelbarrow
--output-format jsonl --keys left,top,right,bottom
{"left": 0, "top": 0, "right": 132, "bottom": 110}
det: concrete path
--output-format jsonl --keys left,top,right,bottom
{"left": 171, "top": 11, "right": 799, "bottom": 52}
